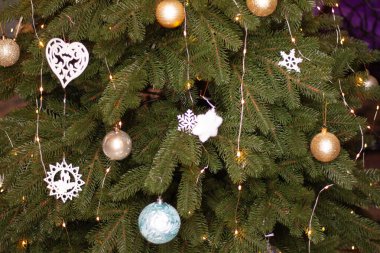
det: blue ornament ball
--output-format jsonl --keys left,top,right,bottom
{"left": 138, "top": 200, "right": 181, "bottom": 244}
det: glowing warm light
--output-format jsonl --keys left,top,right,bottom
{"left": 234, "top": 229, "right": 239, "bottom": 236}
{"left": 350, "top": 109, "right": 355, "bottom": 114}
{"left": 202, "top": 236, "right": 207, "bottom": 240}
{"left": 317, "top": 6, "right": 321, "bottom": 11}
{"left": 62, "top": 222, "right": 66, "bottom": 228}
{"left": 38, "top": 40, "right": 45, "bottom": 48}
{"left": 185, "top": 81, "right": 192, "bottom": 90}
{"left": 238, "top": 185, "right": 242, "bottom": 191}
{"left": 39, "top": 86, "right": 43, "bottom": 92}
{"left": 291, "top": 37, "right": 296, "bottom": 43}
{"left": 352, "top": 246, "right": 355, "bottom": 250}
{"left": 106, "top": 167, "right": 111, "bottom": 174}
{"left": 340, "top": 37, "right": 345, "bottom": 45}
{"left": 21, "top": 239, "right": 28, "bottom": 248}
{"left": 41, "top": 24, "right": 45, "bottom": 29}
{"left": 96, "top": 216, "right": 100, "bottom": 222}
{"left": 367, "top": 125, "right": 371, "bottom": 130}
{"left": 241, "top": 99, "right": 245, "bottom": 104}
{"left": 109, "top": 74, "right": 113, "bottom": 80}
{"left": 335, "top": 3, "right": 339, "bottom": 7}
{"left": 22, "top": 196, "right": 26, "bottom": 201}
{"left": 236, "top": 150, "right": 242, "bottom": 158}
{"left": 350, "top": 210, "right": 354, "bottom": 214}
{"left": 234, "top": 14, "right": 241, "bottom": 21}
{"left": 321, "top": 227, "right": 326, "bottom": 232}
{"left": 0, "top": 189, "right": 4, "bottom": 193}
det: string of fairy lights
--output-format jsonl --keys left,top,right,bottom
{"left": 230, "top": 0, "right": 248, "bottom": 239}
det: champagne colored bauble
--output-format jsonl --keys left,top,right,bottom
{"left": 364, "top": 75, "right": 379, "bottom": 89}
{"left": 0, "top": 38, "right": 20, "bottom": 67}
{"left": 102, "top": 130, "right": 132, "bottom": 160}
{"left": 156, "top": 0, "right": 185, "bottom": 29}
{"left": 310, "top": 128, "right": 341, "bottom": 163}
{"left": 246, "top": 0, "right": 278, "bottom": 17}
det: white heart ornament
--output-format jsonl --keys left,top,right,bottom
{"left": 46, "top": 38, "right": 89, "bottom": 88}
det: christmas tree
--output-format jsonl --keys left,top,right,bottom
{"left": 1, "top": 0, "right": 380, "bottom": 252}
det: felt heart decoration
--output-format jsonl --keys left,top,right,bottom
{"left": 46, "top": 38, "right": 89, "bottom": 88}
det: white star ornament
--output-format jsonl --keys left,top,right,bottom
{"left": 192, "top": 108, "right": 223, "bottom": 142}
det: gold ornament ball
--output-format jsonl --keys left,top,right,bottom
{"left": 310, "top": 128, "right": 341, "bottom": 163}
{"left": 0, "top": 38, "right": 20, "bottom": 67}
{"left": 246, "top": 0, "right": 278, "bottom": 17}
{"left": 156, "top": 0, "right": 185, "bottom": 29}
{"left": 102, "top": 130, "right": 132, "bottom": 160}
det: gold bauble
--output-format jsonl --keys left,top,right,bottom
{"left": 246, "top": 0, "right": 278, "bottom": 17}
{"left": 0, "top": 38, "right": 20, "bottom": 67}
{"left": 310, "top": 128, "right": 341, "bottom": 163}
{"left": 156, "top": 0, "right": 185, "bottom": 29}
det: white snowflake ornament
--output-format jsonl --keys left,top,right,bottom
{"left": 192, "top": 108, "right": 223, "bottom": 142}
{"left": 44, "top": 159, "right": 85, "bottom": 203}
{"left": 178, "top": 109, "right": 198, "bottom": 133}
{"left": 278, "top": 49, "right": 303, "bottom": 73}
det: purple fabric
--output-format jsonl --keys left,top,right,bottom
{"left": 337, "top": 0, "right": 380, "bottom": 49}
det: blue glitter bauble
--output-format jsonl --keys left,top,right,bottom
{"left": 138, "top": 200, "right": 181, "bottom": 244}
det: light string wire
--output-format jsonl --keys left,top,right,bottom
{"left": 2, "top": 129, "right": 14, "bottom": 148}
{"left": 183, "top": 2, "right": 193, "bottom": 105}
{"left": 60, "top": 219, "right": 72, "bottom": 249}
{"left": 0, "top": 129, "right": 14, "bottom": 191}
{"left": 338, "top": 80, "right": 365, "bottom": 164}
{"left": 264, "top": 233, "right": 275, "bottom": 253}
{"left": 96, "top": 167, "right": 111, "bottom": 221}
{"left": 331, "top": 5, "right": 343, "bottom": 47}
{"left": 237, "top": 25, "right": 248, "bottom": 157}
{"left": 315, "top": 0, "right": 342, "bottom": 48}
{"left": 373, "top": 105, "right": 379, "bottom": 130}
{"left": 231, "top": 0, "right": 247, "bottom": 237}
{"left": 308, "top": 184, "right": 334, "bottom": 253}
{"left": 30, "top": 0, "right": 47, "bottom": 175}
{"left": 234, "top": 184, "right": 242, "bottom": 237}
{"left": 284, "top": 16, "right": 311, "bottom": 61}
{"left": 104, "top": 57, "right": 115, "bottom": 89}
{"left": 35, "top": 62, "right": 47, "bottom": 174}
{"left": 30, "top": 0, "right": 41, "bottom": 43}
{"left": 14, "top": 17, "right": 23, "bottom": 40}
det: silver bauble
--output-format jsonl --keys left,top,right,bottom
{"left": 0, "top": 38, "right": 20, "bottom": 67}
{"left": 364, "top": 75, "right": 379, "bottom": 89}
{"left": 102, "top": 130, "right": 132, "bottom": 160}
